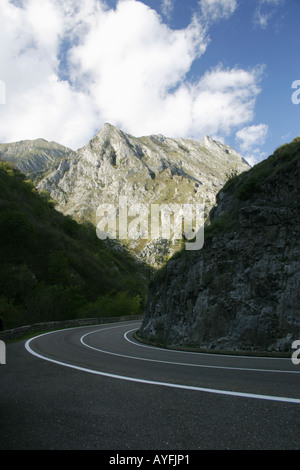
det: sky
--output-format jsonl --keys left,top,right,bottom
{"left": 0, "top": 0, "right": 299, "bottom": 166}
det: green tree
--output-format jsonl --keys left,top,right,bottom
{"left": 0, "top": 209, "right": 37, "bottom": 249}
{"left": 47, "top": 251, "right": 71, "bottom": 286}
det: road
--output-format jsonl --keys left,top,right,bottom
{"left": 0, "top": 319, "right": 299, "bottom": 450}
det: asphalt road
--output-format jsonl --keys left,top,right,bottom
{"left": 0, "top": 320, "right": 299, "bottom": 450}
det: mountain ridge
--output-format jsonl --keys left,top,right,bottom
{"left": 34, "top": 123, "right": 250, "bottom": 265}
{"left": 0, "top": 138, "right": 71, "bottom": 183}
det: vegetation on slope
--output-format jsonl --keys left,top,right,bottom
{"left": 151, "top": 136, "right": 300, "bottom": 280}
{"left": 0, "top": 162, "right": 147, "bottom": 330}
{"left": 222, "top": 136, "right": 300, "bottom": 199}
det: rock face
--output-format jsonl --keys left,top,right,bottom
{"left": 0, "top": 139, "right": 71, "bottom": 182}
{"left": 37, "top": 123, "right": 249, "bottom": 265}
{"left": 139, "top": 138, "right": 300, "bottom": 352}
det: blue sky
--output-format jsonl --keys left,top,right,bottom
{"left": 0, "top": 0, "right": 299, "bottom": 165}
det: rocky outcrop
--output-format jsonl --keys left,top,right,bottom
{"left": 0, "top": 138, "right": 71, "bottom": 182}
{"left": 37, "top": 123, "right": 250, "bottom": 265}
{"left": 139, "top": 138, "right": 300, "bottom": 352}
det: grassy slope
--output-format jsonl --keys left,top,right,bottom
{"left": 222, "top": 136, "right": 300, "bottom": 199}
{"left": 0, "top": 162, "right": 148, "bottom": 330}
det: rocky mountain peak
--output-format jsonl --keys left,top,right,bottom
{"left": 91, "top": 122, "right": 127, "bottom": 145}
{"left": 1, "top": 123, "right": 250, "bottom": 266}
{"left": 35, "top": 123, "right": 250, "bottom": 265}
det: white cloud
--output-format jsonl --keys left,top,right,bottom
{"left": 236, "top": 124, "right": 269, "bottom": 152}
{"left": 160, "top": 64, "right": 263, "bottom": 140}
{"left": 0, "top": 0, "right": 100, "bottom": 147}
{"left": 161, "top": 0, "right": 174, "bottom": 19}
{"left": 235, "top": 124, "right": 269, "bottom": 165}
{"left": 0, "top": 0, "right": 263, "bottom": 151}
{"left": 0, "top": 81, "right": 6, "bottom": 105}
{"left": 199, "top": 0, "right": 237, "bottom": 23}
{"left": 254, "top": 0, "right": 284, "bottom": 29}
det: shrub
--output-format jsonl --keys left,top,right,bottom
{"left": 0, "top": 209, "right": 37, "bottom": 249}
{"left": 25, "top": 283, "right": 86, "bottom": 323}
{"left": 0, "top": 296, "right": 22, "bottom": 330}
{"left": 79, "top": 291, "right": 142, "bottom": 318}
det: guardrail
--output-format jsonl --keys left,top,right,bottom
{"left": 0, "top": 315, "right": 143, "bottom": 342}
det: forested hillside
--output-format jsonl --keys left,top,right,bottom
{"left": 0, "top": 162, "right": 147, "bottom": 330}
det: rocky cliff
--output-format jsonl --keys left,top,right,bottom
{"left": 37, "top": 123, "right": 250, "bottom": 265}
{"left": 139, "top": 137, "right": 300, "bottom": 352}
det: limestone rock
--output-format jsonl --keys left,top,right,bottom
{"left": 0, "top": 138, "right": 71, "bottom": 182}
{"left": 37, "top": 123, "right": 250, "bottom": 266}
{"left": 139, "top": 137, "right": 300, "bottom": 351}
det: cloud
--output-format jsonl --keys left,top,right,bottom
{"left": 161, "top": 0, "right": 174, "bottom": 19}
{"left": 254, "top": 0, "right": 284, "bottom": 29}
{"left": 164, "top": 64, "right": 263, "bottom": 140}
{"left": 236, "top": 123, "right": 269, "bottom": 152}
{"left": 0, "top": 0, "right": 100, "bottom": 147}
{"left": 235, "top": 124, "right": 269, "bottom": 165}
{"left": 199, "top": 0, "right": 237, "bottom": 23}
{"left": 0, "top": 81, "right": 5, "bottom": 105}
{"left": 0, "top": 0, "right": 263, "bottom": 151}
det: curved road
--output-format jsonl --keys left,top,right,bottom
{"left": 1, "top": 320, "right": 299, "bottom": 450}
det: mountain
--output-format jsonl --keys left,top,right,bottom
{"left": 138, "top": 137, "right": 300, "bottom": 353}
{"left": 0, "top": 162, "right": 147, "bottom": 330}
{"left": 0, "top": 138, "right": 71, "bottom": 183}
{"left": 37, "top": 123, "right": 250, "bottom": 266}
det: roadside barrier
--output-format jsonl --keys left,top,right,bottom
{"left": 0, "top": 315, "right": 143, "bottom": 342}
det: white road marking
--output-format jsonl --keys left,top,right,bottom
{"left": 125, "top": 327, "right": 295, "bottom": 361}
{"left": 82, "top": 327, "right": 300, "bottom": 375}
{"left": 24, "top": 324, "right": 300, "bottom": 404}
